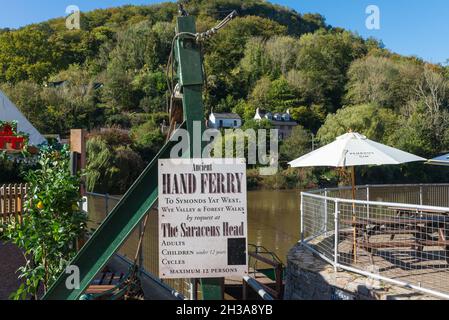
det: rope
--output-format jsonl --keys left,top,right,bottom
{"left": 133, "top": 212, "right": 150, "bottom": 267}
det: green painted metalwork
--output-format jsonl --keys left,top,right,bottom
{"left": 44, "top": 15, "right": 223, "bottom": 300}
{"left": 175, "top": 17, "right": 205, "bottom": 157}
{"left": 175, "top": 17, "right": 203, "bottom": 87}
{"left": 175, "top": 16, "right": 224, "bottom": 301}
{"left": 201, "top": 278, "right": 225, "bottom": 300}
{"left": 42, "top": 132, "right": 184, "bottom": 300}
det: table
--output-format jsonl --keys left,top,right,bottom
{"left": 341, "top": 210, "right": 449, "bottom": 265}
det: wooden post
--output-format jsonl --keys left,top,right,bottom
{"left": 70, "top": 129, "right": 87, "bottom": 194}
{"left": 70, "top": 129, "right": 87, "bottom": 251}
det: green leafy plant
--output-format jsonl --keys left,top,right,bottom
{"left": 4, "top": 145, "right": 87, "bottom": 300}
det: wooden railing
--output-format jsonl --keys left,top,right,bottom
{"left": 0, "top": 183, "right": 28, "bottom": 224}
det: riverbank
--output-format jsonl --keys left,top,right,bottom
{"left": 247, "top": 168, "right": 318, "bottom": 191}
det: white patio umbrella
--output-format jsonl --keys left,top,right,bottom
{"left": 289, "top": 132, "right": 426, "bottom": 261}
{"left": 427, "top": 153, "right": 449, "bottom": 167}
{"left": 289, "top": 132, "right": 426, "bottom": 169}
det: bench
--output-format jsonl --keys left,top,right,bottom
{"left": 340, "top": 216, "right": 449, "bottom": 264}
{"left": 84, "top": 270, "right": 126, "bottom": 299}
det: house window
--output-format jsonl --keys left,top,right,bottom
{"left": 234, "top": 120, "right": 238, "bottom": 127}
{"left": 219, "top": 120, "right": 223, "bottom": 127}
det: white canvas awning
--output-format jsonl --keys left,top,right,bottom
{"left": 0, "top": 90, "right": 46, "bottom": 146}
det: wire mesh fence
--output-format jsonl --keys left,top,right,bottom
{"left": 301, "top": 185, "right": 449, "bottom": 299}
{"left": 85, "top": 193, "right": 192, "bottom": 299}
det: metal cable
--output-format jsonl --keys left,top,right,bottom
{"left": 165, "top": 10, "right": 238, "bottom": 110}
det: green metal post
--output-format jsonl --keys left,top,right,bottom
{"left": 174, "top": 16, "right": 205, "bottom": 157}
{"left": 175, "top": 16, "right": 224, "bottom": 301}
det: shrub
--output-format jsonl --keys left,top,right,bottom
{"left": 85, "top": 128, "right": 145, "bottom": 194}
{"left": 3, "top": 146, "right": 87, "bottom": 299}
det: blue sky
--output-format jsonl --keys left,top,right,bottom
{"left": 0, "top": 0, "right": 447, "bottom": 64}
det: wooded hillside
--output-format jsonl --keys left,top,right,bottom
{"left": 1, "top": 0, "right": 449, "bottom": 191}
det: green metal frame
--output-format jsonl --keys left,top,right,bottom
{"left": 174, "top": 16, "right": 223, "bottom": 300}
{"left": 43, "top": 15, "right": 223, "bottom": 300}
{"left": 43, "top": 130, "right": 185, "bottom": 300}
{"left": 175, "top": 17, "right": 205, "bottom": 156}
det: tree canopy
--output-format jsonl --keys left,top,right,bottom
{"left": 1, "top": 0, "right": 449, "bottom": 189}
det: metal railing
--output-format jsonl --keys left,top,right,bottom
{"left": 301, "top": 184, "right": 449, "bottom": 300}
{"left": 243, "top": 276, "right": 274, "bottom": 300}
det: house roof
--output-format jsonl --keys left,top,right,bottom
{"left": 0, "top": 90, "right": 46, "bottom": 146}
{"left": 256, "top": 109, "right": 269, "bottom": 116}
{"left": 271, "top": 120, "right": 298, "bottom": 126}
{"left": 211, "top": 113, "right": 241, "bottom": 120}
{"left": 255, "top": 108, "right": 296, "bottom": 125}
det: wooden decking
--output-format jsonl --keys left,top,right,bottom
{"left": 337, "top": 234, "right": 449, "bottom": 295}
{"left": 226, "top": 270, "right": 276, "bottom": 287}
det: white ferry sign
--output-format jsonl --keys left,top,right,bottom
{"left": 158, "top": 158, "right": 248, "bottom": 279}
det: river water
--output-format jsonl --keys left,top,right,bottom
{"left": 87, "top": 189, "right": 301, "bottom": 269}
{"left": 86, "top": 189, "right": 300, "bottom": 296}
{"left": 247, "top": 190, "right": 300, "bottom": 263}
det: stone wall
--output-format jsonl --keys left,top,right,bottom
{"left": 284, "top": 244, "right": 437, "bottom": 300}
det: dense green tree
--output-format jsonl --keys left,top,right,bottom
{"left": 0, "top": 81, "right": 47, "bottom": 132}
{"left": 240, "top": 37, "right": 273, "bottom": 86}
{"left": 132, "top": 69, "right": 168, "bottom": 113}
{"left": 389, "top": 67, "right": 449, "bottom": 157}
{"left": 280, "top": 125, "right": 311, "bottom": 163}
{"left": 292, "top": 30, "right": 369, "bottom": 112}
{"left": 240, "top": 35, "right": 299, "bottom": 83}
{"left": 346, "top": 55, "right": 422, "bottom": 111}
{"left": 265, "top": 36, "right": 300, "bottom": 77}
{"left": 289, "top": 104, "right": 326, "bottom": 133}
{"left": 317, "top": 104, "right": 400, "bottom": 144}
{"left": 0, "top": 25, "right": 56, "bottom": 83}
{"left": 203, "top": 16, "right": 287, "bottom": 109}
{"left": 85, "top": 128, "right": 145, "bottom": 194}
{"left": 131, "top": 113, "right": 167, "bottom": 162}
{"left": 246, "top": 76, "right": 299, "bottom": 116}
{"left": 102, "top": 21, "right": 168, "bottom": 113}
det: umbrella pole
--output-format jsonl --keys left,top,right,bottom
{"left": 352, "top": 166, "right": 358, "bottom": 263}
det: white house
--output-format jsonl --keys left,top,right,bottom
{"left": 254, "top": 108, "right": 297, "bottom": 140}
{"left": 208, "top": 111, "right": 242, "bottom": 129}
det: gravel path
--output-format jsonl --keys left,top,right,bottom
{"left": 0, "top": 242, "right": 24, "bottom": 300}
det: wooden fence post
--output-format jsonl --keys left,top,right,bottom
{"left": 0, "top": 183, "right": 28, "bottom": 225}
{"left": 70, "top": 129, "right": 87, "bottom": 251}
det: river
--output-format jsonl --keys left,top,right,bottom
{"left": 87, "top": 189, "right": 301, "bottom": 271}
{"left": 247, "top": 190, "right": 300, "bottom": 263}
